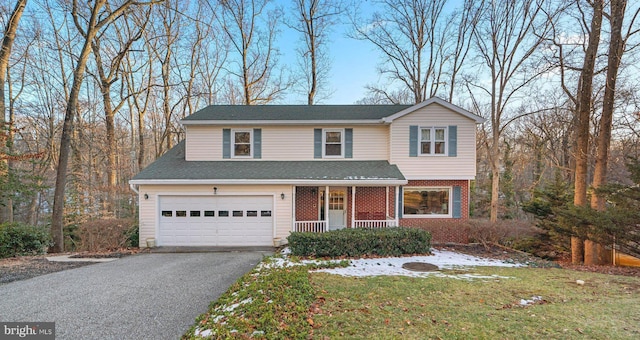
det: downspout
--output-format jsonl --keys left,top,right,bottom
{"left": 129, "top": 183, "right": 139, "bottom": 194}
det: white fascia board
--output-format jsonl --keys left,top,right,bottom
{"left": 382, "top": 97, "right": 486, "bottom": 124}
{"left": 180, "top": 119, "right": 387, "bottom": 126}
{"left": 129, "top": 179, "right": 408, "bottom": 186}
{"left": 404, "top": 175, "right": 476, "bottom": 181}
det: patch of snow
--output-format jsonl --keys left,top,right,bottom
{"left": 520, "top": 296, "right": 543, "bottom": 306}
{"left": 222, "top": 298, "right": 253, "bottom": 313}
{"left": 194, "top": 328, "right": 212, "bottom": 337}
{"left": 280, "top": 247, "right": 291, "bottom": 255}
{"left": 311, "top": 249, "right": 523, "bottom": 278}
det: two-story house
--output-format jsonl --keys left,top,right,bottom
{"left": 129, "top": 97, "right": 485, "bottom": 248}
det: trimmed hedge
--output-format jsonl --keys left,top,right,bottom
{"left": 287, "top": 227, "right": 431, "bottom": 257}
{"left": 0, "top": 222, "right": 52, "bottom": 258}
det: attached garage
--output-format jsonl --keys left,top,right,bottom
{"left": 158, "top": 195, "right": 274, "bottom": 246}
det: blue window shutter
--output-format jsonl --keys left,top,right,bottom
{"left": 222, "top": 129, "right": 231, "bottom": 159}
{"left": 253, "top": 128, "right": 261, "bottom": 159}
{"left": 398, "top": 186, "right": 403, "bottom": 218}
{"left": 452, "top": 186, "right": 462, "bottom": 218}
{"left": 448, "top": 125, "right": 457, "bottom": 157}
{"left": 345, "top": 128, "right": 353, "bottom": 158}
{"left": 409, "top": 125, "right": 418, "bottom": 157}
{"left": 314, "top": 128, "right": 322, "bottom": 159}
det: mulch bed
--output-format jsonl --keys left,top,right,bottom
{"left": 0, "top": 248, "right": 142, "bottom": 285}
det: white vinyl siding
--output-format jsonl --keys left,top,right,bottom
{"left": 137, "top": 184, "right": 293, "bottom": 247}
{"left": 185, "top": 126, "right": 220, "bottom": 161}
{"left": 185, "top": 125, "right": 389, "bottom": 161}
{"left": 390, "top": 103, "right": 477, "bottom": 179}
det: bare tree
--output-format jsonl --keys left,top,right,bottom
{"left": 287, "top": 0, "right": 342, "bottom": 104}
{"left": 50, "top": 0, "right": 158, "bottom": 253}
{"left": 350, "top": 0, "right": 450, "bottom": 104}
{"left": 468, "top": 0, "right": 556, "bottom": 223}
{"left": 218, "top": 0, "right": 287, "bottom": 105}
{"left": 0, "top": 0, "right": 27, "bottom": 223}
{"left": 587, "top": 0, "right": 639, "bottom": 265}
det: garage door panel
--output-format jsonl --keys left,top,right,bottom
{"left": 159, "top": 195, "right": 273, "bottom": 246}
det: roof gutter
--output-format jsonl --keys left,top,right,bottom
{"left": 180, "top": 119, "right": 389, "bottom": 126}
{"left": 129, "top": 178, "right": 408, "bottom": 186}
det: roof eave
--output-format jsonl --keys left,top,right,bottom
{"left": 129, "top": 179, "right": 408, "bottom": 186}
{"left": 383, "top": 97, "right": 486, "bottom": 124}
{"left": 180, "top": 119, "right": 388, "bottom": 126}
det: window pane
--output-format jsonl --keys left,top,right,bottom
{"left": 325, "top": 143, "right": 341, "bottom": 156}
{"left": 421, "top": 128, "right": 431, "bottom": 141}
{"left": 421, "top": 142, "right": 431, "bottom": 154}
{"left": 190, "top": 211, "right": 201, "bottom": 217}
{"left": 247, "top": 210, "right": 258, "bottom": 217}
{"left": 218, "top": 210, "right": 229, "bottom": 217}
{"left": 235, "top": 132, "right": 250, "bottom": 143}
{"left": 204, "top": 210, "right": 215, "bottom": 217}
{"left": 403, "top": 188, "right": 449, "bottom": 215}
{"left": 261, "top": 210, "right": 272, "bottom": 217}
{"left": 434, "top": 142, "right": 445, "bottom": 154}
{"left": 326, "top": 131, "right": 341, "bottom": 143}
{"left": 435, "top": 128, "right": 445, "bottom": 141}
{"left": 176, "top": 210, "right": 186, "bottom": 217}
{"left": 161, "top": 211, "right": 172, "bottom": 217}
{"left": 234, "top": 144, "right": 251, "bottom": 156}
{"left": 233, "top": 210, "right": 243, "bottom": 217}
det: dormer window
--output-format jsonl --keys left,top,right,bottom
{"left": 323, "top": 129, "right": 344, "bottom": 158}
{"left": 233, "top": 129, "right": 252, "bottom": 158}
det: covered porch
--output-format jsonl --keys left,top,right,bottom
{"left": 293, "top": 185, "right": 400, "bottom": 232}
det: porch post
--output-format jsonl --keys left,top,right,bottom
{"left": 292, "top": 186, "right": 296, "bottom": 232}
{"left": 351, "top": 186, "right": 356, "bottom": 228}
{"left": 385, "top": 186, "right": 389, "bottom": 218}
{"left": 395, "top": 186, "right": 400, "bottom": 226}
{"left": 325, "top": 186, "right": 329, "bottom": 232}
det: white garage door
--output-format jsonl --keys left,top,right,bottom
{"left": 158, "top": 195, "right": 273, "bottom": 246}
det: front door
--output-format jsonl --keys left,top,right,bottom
{"left": 328, "top": 189, "right": 346, "bottom": 230}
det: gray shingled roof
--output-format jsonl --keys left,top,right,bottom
{"left": 181, "top": 105, "right": 412, "bottom": 121}
{"left": 131, "top": 141, "right": 406, "bottom": 183}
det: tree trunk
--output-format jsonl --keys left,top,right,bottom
{"left": 0, "top": 0, "right": 28, "bottom": 224}
{"left": 587, "top": 0, "right": 626, "bottom": 265}
{"left": 572, "top": 0, "right": 603, "bottom": 264}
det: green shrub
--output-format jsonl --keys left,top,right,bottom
{"left": 0, "top": 222, "right": 52, "bottom": 258}
{"left": 287, "top": 227, "right": 431, "bottom": 258}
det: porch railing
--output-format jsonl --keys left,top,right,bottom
{"left": 354, "top": 219, "right": 398, "bottom": 228}
{"left": 294, "top": 220, "right": 327, "bottom": 233}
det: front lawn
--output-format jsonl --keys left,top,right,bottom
{"left": 312, "top": 267, "right": 640, "bottom": 339}
{"left": 184, "top": 257, "right": 640, "bottom": 339}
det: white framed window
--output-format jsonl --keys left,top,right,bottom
{"left": 323, "top": 129, "right": 344, "bottom": 158}
{"left": 232, "top": 129, "right": 252, "bottom": 158}
{"left": 403, "top": 187, "right": 451, "bottom": 217}
{"left": 420, "top": 127, "right": 447, "bottom": 155}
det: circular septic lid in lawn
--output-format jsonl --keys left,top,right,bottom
{"left": 402, "top": 262, "right": 439, "bottom": 272}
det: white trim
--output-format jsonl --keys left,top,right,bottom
{"left": 130, "top": 179, "right": 408, "bottom": 185}
{"left": 322, "top": 128, "right": 344, "bottom": 158}
{"left": 231, "top": 129, "right": 253, "bottom": 158}
{"left": 404, "top": 175, "right": 475, "bottom": 180}
{"left": 181, "top": 119, "right": 386, "bottom": 126}
{"left": 382, "top": 97, "right": 485, "bottom": 123}
{"left": 401, "top": 186, "right": 453, "bottom": 218}
{"left": 351, "top": 186, "right": 356, "bottom": 228}
{"left": 419, "top": 126, "right": 448, "bottom": 156}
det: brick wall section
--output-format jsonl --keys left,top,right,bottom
{"left": 295, "top": 186, "right": 319, "bottom": 221}
{"left": 354, "top": 187, "right": 387, "bottom": 219}
{"left": 399, "top": 179, "right": 470, "bottom": 243}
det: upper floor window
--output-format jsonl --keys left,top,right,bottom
{"left": 420, "top": 127, "right": 447, "bottom": 155}
{"left": 323, "top": 129, "right": 343, "bottom": 158}
{"left": 233, "top": 129, "right": 252, "bottom": 157}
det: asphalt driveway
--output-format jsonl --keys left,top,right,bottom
{"left": 0, "top": 251, "right": 269, "bottom": 339}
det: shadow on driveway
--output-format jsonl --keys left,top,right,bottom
{"left": 0, "top": 252, "right": 270, "bottom": 339}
